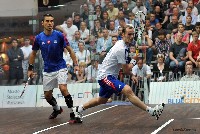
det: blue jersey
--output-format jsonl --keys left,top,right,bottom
{"left": 33, "top": 30, "right": 69, "bottom": 72}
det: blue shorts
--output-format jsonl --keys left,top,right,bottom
{"left": 98, "top": 75, "right": 126, "bottom": 98}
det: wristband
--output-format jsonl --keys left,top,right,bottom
{"left": 28, "top": 64, "right": 34, "bottom": 71}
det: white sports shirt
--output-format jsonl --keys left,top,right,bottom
{"left": 97, "top": 40, "right": 129, "bottom": 80}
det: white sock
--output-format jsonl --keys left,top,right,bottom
{"left": 53, "top": 105, "right": 60, "bottom": 111}
{"left": 146, "top": 106, "right": 151, "bottom": 112}
{"left": 78, "top": 105, "right": 84, "bottom": 112}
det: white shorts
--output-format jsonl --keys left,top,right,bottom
{"left": 43, "top": 68, "right": 68, "bottom": 91}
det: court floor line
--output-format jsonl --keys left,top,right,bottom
{"left": 32, "top": 105, "right": 118, "bottom": 134}
{"left": 151, "top": 119, "right": 174, "bottom": 134}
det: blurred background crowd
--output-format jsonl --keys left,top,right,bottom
{"left": 0, "top": 0, "right": 200, "bottom": 90}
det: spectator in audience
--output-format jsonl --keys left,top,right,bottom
{"left": 55, "top": 17, "right": 78, "bottom": 42}
{"left": 85, "top": 59, "right": 99, "bottom": 83}
{"left": 142, "top": 33, "right": 154, "bottom": 66}
{"left": 152, "top": 22, "right": 171, "bottom": 42}
{"left": 188, "top": 31, "right": 200, "bottom": 68}
{"left": 149, "top": 12, "right": 159, "bottom": 28}
{"left": 76, "top": 41, "right": 91, "bottom": 66}
{"left": 108, "top": 20, "right": 118, "bottom": 37}
{"left": 190, "top": 22, "right": 200, "bottom": 42}
{"left": 73, "top": 13, "right": 81, "bottom": 30}
{"left": 81, "top": 3, "right": 89, "bottom": 21}
{"left": 107, "top": 2, "right": 119, "bottom": 20}
{"left": 70, "top": 31, "right": 82, "bottom": 53}
{"left": 128, "top": 12, "right": 139, "bottom": 29}
{"left": 132, "top": 0, "right": 147, "bottom": 16}
{"left": 164, "top": 1, "right": 176, "bottom": 17}
{"left": 173, "top": 23, "right": 190, "bottom": 44}
{"left": 185, "top": 0, "right": 198, "bottom": 16}
{"left": 155, "top": 30, "right": 172, "bottom": 66}
{"left": 79, "top": 22, "right": 90, "bottom": 45}
{"left": 174, "top": 0, "right": 188, "bottom": 13}
{"left": 21, "top": 38, "right": 32, "bottom": 82}
{"left": 180, "top": 61, "right": 200, "bottom": 81}
{"left": 117, "top": 26, "right": 123, "bottom": 40}
{"left": 92, "top": 19, "right": 103, "bottom": 39}
{"left": 169, "top": 32, "right": 188, "bottom": 73}
{"left": 94, "top": 5, "right": 103, "bottom": 20}
{"left": 114, "top": 0, "right": 122, "bottom": 9}
{"left": 7, "top": 38, "right": 24, "bottom": 85}
{"left": 127, "top": 0, "right": 136, "bottom": 11}
{"left": 169, "top": 7, "right": 182, "bottom": 23}
{"left": 184, "top": 15, "right": 195, "bottom": 35}
{"left": 182, "top": 6, "right": 197, "bottom": 25}
{"left": 96, "top": 28, "right": 112, "bottom": 63}
{"left": 102, "top": 0, "right": 110, "bottom": 12}
{"left": 75, "top": 62, "right": 87, "bottom": 83}
{"left": 152, "top": 53, "right": 169, "bottom": 82}
{"left": 144, "top": 18, "right": 153, "bottom": 39}
{"left": 63, "top": 48, "right": 73, "bottom": 74}
{"left": 121, "top": 0, "right": 131, "bottom": 19}
{"left": 154, "top": 5, "right": 168, "bottom": 28}
{"left": 115, "top": 10, "right": 129, "bottom": 29}
{"left": 167, "top": 15, "right": 179, "bottom": 35}
{"left": 131, "top": 58, "right": 151, "bottom": 100}
{"left": 106, "top": 36, "right": 118, "bottom": 53}
{"left": 100, "top": 11, "right": 110, "bottom": 29}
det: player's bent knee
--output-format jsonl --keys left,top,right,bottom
{"left": 121, "top": 85, "right": 134, "bottom": 96}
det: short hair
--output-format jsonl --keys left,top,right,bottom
{"left": 158, "top": 30, "right": 165, "bottom": 36}
{"left": 79, "top": 62, "right": 87, "bottom": 68}
{"left": 42, "top": 13, "right": 54, "bottom": 21}
{"left": 192, "top": 31, "right": 199, "bottom": 36}
{"left": 78, "top": 40, "right": 85, "bottom": 46}
{"left": 10, "top": 38, "right": 18, "bottom": 43}
{"left": 122, "top": 25, "right": 133, "bottom": 34}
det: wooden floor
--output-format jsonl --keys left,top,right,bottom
{"left": 0, "top": 103, "right": 199, "bottom": 134}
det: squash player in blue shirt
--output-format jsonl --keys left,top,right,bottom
{"left": 28, "top": 14, "right": 79, "bottom": 123}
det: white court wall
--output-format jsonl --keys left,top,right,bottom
{"left": 0, "top": 0, "right": 38, "bottom": 16}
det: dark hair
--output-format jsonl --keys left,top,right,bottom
{"left": 195, "top": 22, "right": 200, "bottom": 27}
{"left": 10, "top": 38, "right": 18, "bottom": 43}
{"left": 158, "top": 30, "right": 165, "bottom": 36}
{"left": 122, "top": 25, "right": 133, "bottom": 34}
{"left": 42, "top": 13, "right": 54, "bottom": 21}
